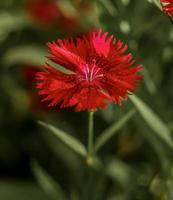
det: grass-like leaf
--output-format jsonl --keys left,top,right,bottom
{"left": 147, "top": 0, "right": 162, "bottom": 10}
{"left": 31, "top": 160, "right": 67, "bottom": 200}
{"left": 0, "top": 181, "right": 48, "bottom": 200}
{"left": 99, "top": 0, "right": 117, "bottom": 16}
{"left": 38, "top": 120, "right": 87, "bottom": 157}
{"left": 3, "top": 45, "right": 46, "bottom": 67}
{"left": 105, "top": 158, "right": 132, "bottom": 187}
{"left": 0, "top": 12, "right": 26, "bottom": 33}
{"left": 130, "top": 95, "right": 173, "bottom": 149}
{"left": 95, "top": 109, "right": 135, "bottom": 152}
{"left": 143, "top": 68, "right": 157, "bottom": 94}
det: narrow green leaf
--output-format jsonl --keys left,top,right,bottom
{"left": 38, "top": 120, "right": 87, "bottom": 157}
{"left": 147, "top": 0, "right": 162, "bottom": 10}
{"left": 105, "top": 158, "right": 132, "bottom": 186}
{"left": 130, "top": 95, "right": 173, "bottom": 149}
{"left": 95, "top": 109, "right": 135, "bottom": 152}
{"left": 0, "top": 181, "right": 48, "bottom": 200}
{"left": 3, "top": 46, "right": 46, "bottom": 67}
{"left": 143, "top": 68, "right": 157, "bottom": 94}
{"left": 99, "top": 0, "right": 117, "bottom": 16}
{"left": 0, "top": 12, "right": 26, "bottom": 32}
{"left": 32, "top": 160, "right": 67, "bottom": 200}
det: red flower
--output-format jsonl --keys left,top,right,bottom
{"left": 27, "top": 0, "right": 62, "bottom": 25}
{"left": 26, "top": 0, "right": 78, "bottom": 30}
{"left": 161, "top": 0, "right": 173, "bottom": 19}
{"left": 36, "top": 30, "right": 143, "bottom": 112}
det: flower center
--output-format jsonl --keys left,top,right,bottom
{"left": 78, "top": 60, "right": 103, "bottom": 83}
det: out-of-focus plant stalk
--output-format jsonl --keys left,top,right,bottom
{"left": 87, "top": 111, "right": 94, "bottom": 164}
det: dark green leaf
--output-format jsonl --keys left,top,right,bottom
{"left": 32, "top": 160, "right": 67, "bottom": 200}
{"left": 3, "top": 46, "right": 46, "bottom": 66}
{"left": 0, "top": 181, "right": 49, "bottom": 200}
{"left": 95, "top": 109, "right": 135, "bottom": 152}
{"left": 130, "top": 95, "right": 173, "bottom": 149}
{"left": 38, "top": 120, "right": 87, "bottom": 157}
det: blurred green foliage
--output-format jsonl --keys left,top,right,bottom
{"left": 0, "top": 0, "right": 173, "bottom": 200}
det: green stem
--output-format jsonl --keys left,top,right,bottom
{"left": 87, "top": 111, "right": 94, "bottom": 157}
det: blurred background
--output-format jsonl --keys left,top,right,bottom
{"left": 0, "top": 0, "right": 173, "bottom": 199}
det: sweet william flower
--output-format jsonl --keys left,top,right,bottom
{"left": 161, "top": 0, "right": 173, "bottom": 19}
{"left": 36, "top": 30, "right": 143, "bottom": 112}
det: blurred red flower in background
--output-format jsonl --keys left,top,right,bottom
{"left": 26, "top": 0, "right": 78, "bottom": 30}
{"left": 36, "top": 30, "right": 143, "bottom": 112}
{"left": 161, "top": 0, "right": 173, "bottom": 19}
{"left": 27, "top": 0, "right": 62, "bottom": 25}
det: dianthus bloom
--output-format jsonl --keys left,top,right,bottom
{"left": 36, "top": 30, "right": 143, "bottom": 112}
{"left": 161, "top": 0, "right": 173, "bottom": 19}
